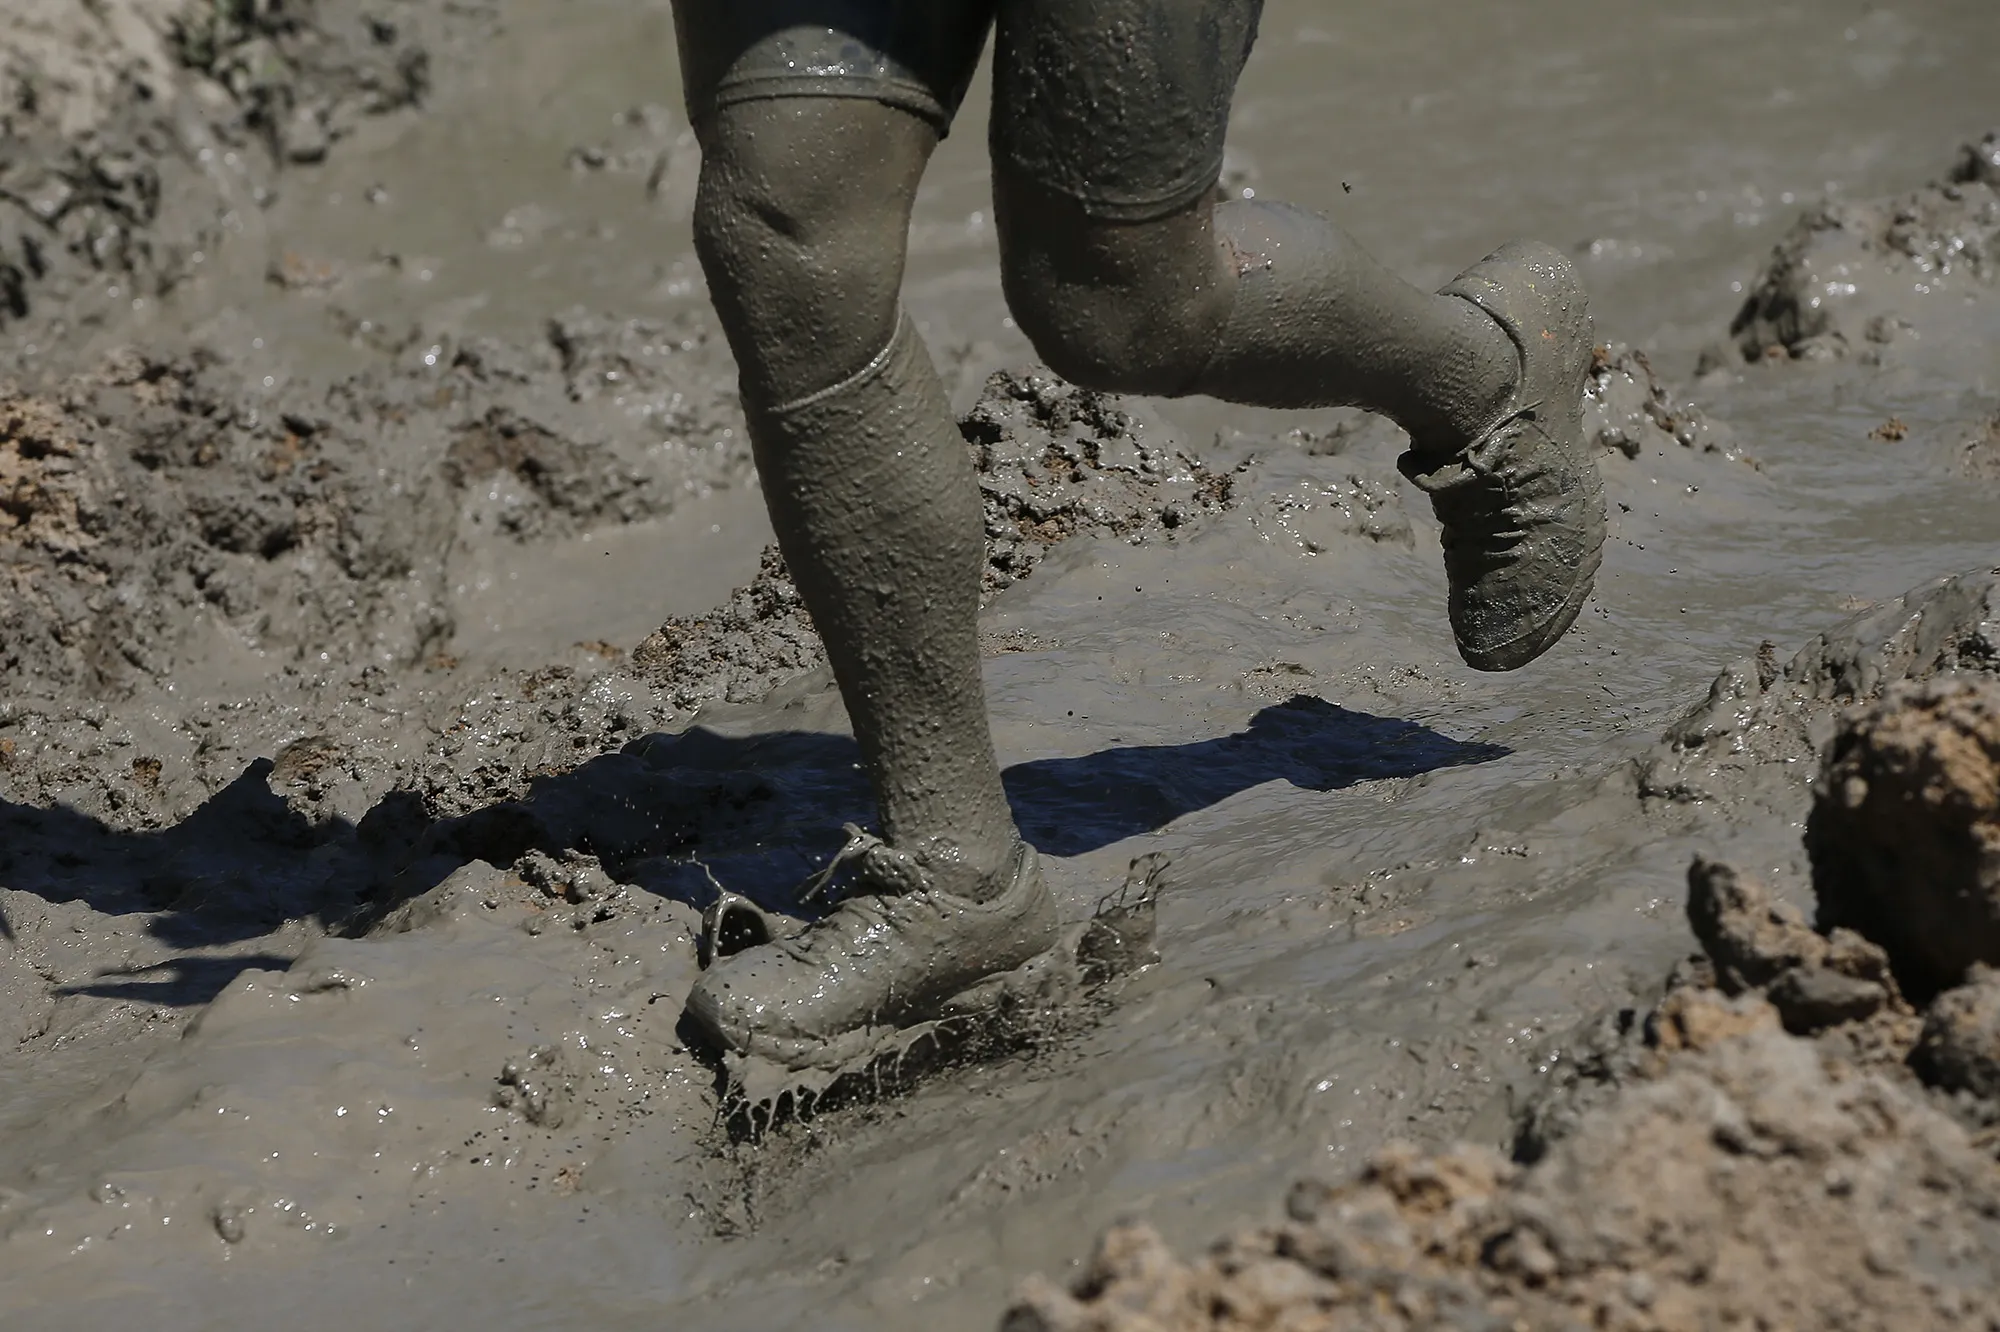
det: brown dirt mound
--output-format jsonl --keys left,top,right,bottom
{"left": 1007, "top": 1015, "right": 2000, "bottom": 1332}
{"left": 1809, "top": 675, "right": 2000, "bottom": 996}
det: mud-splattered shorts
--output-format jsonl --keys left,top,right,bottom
{"left": 671, "top": 0, "right": 1263, "bottom": 222}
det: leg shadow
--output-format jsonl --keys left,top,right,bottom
{"left": 450, "top": 694, "right": 1505, "bottom": 916}
{"left": 3, "top": 696, "right": 1505, "bottom": 997}
{"left": 1004, "top": 694, "right": 1508, "bottom": 856}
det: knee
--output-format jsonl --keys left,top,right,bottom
{"left": 997, "top": 195, "right": 1230, "bottom": 397}
{"left": 692, "top": 149, "right": 889, "bottom": 293}
{"left": 691, "top": 138, "right": 901, "bottom": 327}
{"left": 690, "top": 104, "right": 927, "bottom": 395}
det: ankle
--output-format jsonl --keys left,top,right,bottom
{"left": 903, "top": 833, "right": 1019, "bottom": 903}
{"left": 1414, "top": 295, "right": 1520, "bottom": 455}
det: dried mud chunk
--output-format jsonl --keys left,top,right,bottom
{"left": 1002, "top": 1224, "right": 1208, "bottom": 1332}
{"left": 1913, "top": 965, "right": 2000, "bottom": 1099}
{"left": 1764, "top": 963, "right": 1893, "bottom": 1031}
{"left": 1683, "top": 856, "right": 1900, "bottom": 1033}
{"left": 1685, "top": 855, "right": 1825, "bottom": 990}
{"left": 0, "top": 389, "right": 98, "bottom": 552}
{"left": 1647, "top": 984, "right": 1781, "bottom": 1052}
{"left": 1808, "top": 674, "right": 2000, "bottom": 995}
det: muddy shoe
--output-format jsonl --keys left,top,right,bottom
{"left": 682, "top": 831, "right": 1062, "bottom": 1072}
{"left": 1398, "top": 241, "right": 1606, "bottom": 671}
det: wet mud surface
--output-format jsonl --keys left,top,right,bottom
{"left": 2, "top": 2, "right": 1998, "bottom": 1329}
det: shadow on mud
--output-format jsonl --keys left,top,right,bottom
{"left": 1, "top": 695, "right": 1505, "bottom": 1004}
{"left": 55, "top": 953, "right": 299, "bottom": 1003}
{"left": 1005, "top": 694, "right": 1508, "bottom": 856}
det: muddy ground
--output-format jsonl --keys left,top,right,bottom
{"left": 1, "top": 2, "right": 1997, "bottom": 1329}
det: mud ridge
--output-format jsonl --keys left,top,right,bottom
{"left": 1729, "top": 125, "right": 2000, "bottom": 365}
{"left": 0, "top": 311, "right": 748, "bottom": 702}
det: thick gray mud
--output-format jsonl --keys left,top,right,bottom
{"left": 2, "top": 2, "right": 1998, "bottom": 1330}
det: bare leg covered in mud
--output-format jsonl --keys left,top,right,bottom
{"left": 995, "top": 179, "right": 1605, "bottom": 672}
{"left": 692, "top": 100, "right": 1019, "bottom": 904}
{"left": 675, "top": 0, "right": 1605, "bottom": 1074}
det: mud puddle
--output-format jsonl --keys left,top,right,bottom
{"left": 2, "top": 1, "right": 1998, "bottom": 1329}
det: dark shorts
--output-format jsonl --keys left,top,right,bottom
{"left": 672, "top": 0, "right": 1263, "bottom": 222}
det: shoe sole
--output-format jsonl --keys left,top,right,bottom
{"left": 1458, "top": 524, "right": 1605, "bottom": 671}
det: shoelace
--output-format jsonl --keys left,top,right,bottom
{"left": 771, "top": 832, "right": 933, "bottom": 966}
{"left": 798, "top": 822, "right": 933, "bottom": 904}
{"left": 799, "top": 823, "right": 883, "bottom": 904}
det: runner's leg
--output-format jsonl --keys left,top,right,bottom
{"left": 695, "top": 97, "right": 1019, "bottom": 900}
{"left": 989, "top": 0, "right": 1515, "bottom": 448}
{"left": 676, "top": 2, "right": 1016, "bottom": 900}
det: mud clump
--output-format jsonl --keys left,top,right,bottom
{"left": 1583, "top": 342, "right": 1736, "bottom": 460}
{"left": 1809, "top": 675, "right": 2000, "bottom": 996}
{"left": 1729, "top": 126, "right": 2000, "bottom": 363}
{"left": 962, "top": 370, "right": 1237, "bottom": 595}
{"left": 1640, "top": 565, "right": 2000, "bottom": 806}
